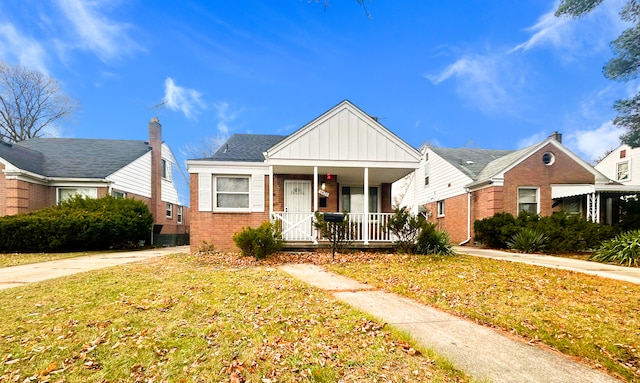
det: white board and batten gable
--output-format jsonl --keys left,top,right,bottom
{"left": 266, "top": 100, "right": 421, "bottom": 168}
{"left": 595, "top": 144, "right": 640, "bottom": 185}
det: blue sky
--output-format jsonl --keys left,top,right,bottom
{"left": 1, "top": 0, "right": 636, "bottom": 171}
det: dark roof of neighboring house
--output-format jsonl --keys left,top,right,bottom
{"left": 211, "top": 134, "right": 287, "bottom": 162}
{"left": 429, "top": 147, "right": 516, "bottom": 180}
{"left": 9, "top": 138, "right": 151, "bottom": 178}
{"left": 0, "top": 141, "right": 45, "bottom": 174}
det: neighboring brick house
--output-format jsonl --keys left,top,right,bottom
{"left": 400, "top": 132, "right": 636, "bottom": 244}
{"left": 0, "top": 118, "right": 189, "bottom": 245}
{"left": 187, "top": 100, "right": 422, "bottom": 252}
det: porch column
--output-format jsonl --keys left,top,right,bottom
{"left": 313, "top": 166, "right": 318, "bottom": 244}
{"left": 269, "top": 165, "right": 274, "bottom": 219}
{"left": 413, "top": 169, "right": 419, "bottom": 215}
{"left": 595, "top": 192, "right": 601, "bottom": 223}
{"left": 363, "top": 167, "right": 369, "bottom": 245}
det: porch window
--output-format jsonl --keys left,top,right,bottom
{"left": 341, "top": 186, "right": 378, "bottom": 213}
{"left": 617, "top": 161, "right": 630, "bottom": 181}
{"left": 437, "top": 200, "right": 445, "bottom": 217}
{"left": 57, "top": 187, "right": 98, "bottom": 203}
{"left": 518, "top": 187, "right": 539, "bottom": 214}
{"left": 215, "top": 176, "right": 250, "bottom": 210}
{"left": 562, "top": 196, "right": 581, "bottom": 215}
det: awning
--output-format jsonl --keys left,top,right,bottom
{"left": 552, "top": 184, "right": 640, "bottom": 199}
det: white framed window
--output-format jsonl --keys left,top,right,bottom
{"left": 423, "top": 162, "right": 430, "bottom": 187}
{"left": 177, "top": 206, "right": 183, "bottom": 224}
{"left": 57, "top": 187, "right": 98, "bottom": 204}
{"left": 518, "top": 187, "right": 539, "bottom": 214}
{"left": 166, "top": 203, "right": 173, "bottom": 218}
{"left": 437, "top": 200, "right": 445, "bottom": 217}
{"left": 617, "top": 161, "right": 630, "bottom": 181}
{"left": 341, "top": 186, "right": 378, "bottom": 213}
{"left": 161, "top": 158, "right": 172, "bottom": 181}
{"left": 112, "top": 190, "right": 126, "bottom": 199}
{"left": 214, "top": 176, "right": 251, "bottom": 210}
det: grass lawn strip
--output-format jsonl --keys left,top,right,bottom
{"left": 327, "top": 253, "right": 640, "bottom": 383}
{"left": 0, "top": 253, "right": 469, "bottom": 383}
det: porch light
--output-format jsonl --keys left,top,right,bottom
{"left": 326, "top": 173, "right": 332, "bottom": 180}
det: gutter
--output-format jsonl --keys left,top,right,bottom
{"left": 458, "top": 188, "right": 472, "bottom": 246}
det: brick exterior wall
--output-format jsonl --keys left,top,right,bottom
{"left": 502, "top": 143, "right": 594, "bottom": 217}
{"left": 425, "top": 193, "right": 469, "bottom": 244}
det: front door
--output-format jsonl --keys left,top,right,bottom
{"left": 283, "top": 180, "right": 312, "bottom": 240}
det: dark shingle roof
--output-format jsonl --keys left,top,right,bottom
{"left": 211, "top": 134, "right": 286, "bottom": 162}
{"left": 14, "top": 138, "right": 151, "bottom": 178}
{"left": 0, "top": 141, "right": 45, "bottom": 174}
{"left": 430, "top": 147, "right": 515, "bottom": 180}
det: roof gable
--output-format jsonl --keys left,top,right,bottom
{"left": 15, "top": 138, "right": 151, "bottom": 178}
{"left": 266, "top": 100, "right": 421, "bottom": 163}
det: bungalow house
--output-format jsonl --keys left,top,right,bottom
{"left": 187, "top": 100, "right": 422, "bottom": 252}
{"left": 400, "top": 132, "right": 638, "bottom": 245}
{"left": 0, "top": 117, "right": 189, "bottom": 245}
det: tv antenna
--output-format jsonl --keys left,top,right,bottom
{"left": 150, "top": 99, "right": 167, "bottom": 118}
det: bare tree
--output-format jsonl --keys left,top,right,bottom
{"left": 0, "top": 61, "right": 77, "bottom": 143}
{"left": 180, "top": 134, "right": 229, "bottom": 159}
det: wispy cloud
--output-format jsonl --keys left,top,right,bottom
{"left": 565, "top": 122, "right": 625, "bottom": 162}
{"left": 425, "top": 53, "right": 523, "bottom": 115}
{"left": 164, "top": 78, "right": 206, "bottom": 120}
{"left": 0, "top": 23, "right": 49, "bottom": 73}
{"left": 54, "top": 0, "right": 141, "bottom": 62}
{"left": 213, "top": 101, "right": 245, "bottom": 137}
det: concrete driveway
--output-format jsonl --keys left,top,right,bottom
{"left": 0, "top": 246, "right": 189, "bottom": 290}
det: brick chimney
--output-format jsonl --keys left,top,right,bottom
{"left": 149, "top": 118, "right": 162, "bottom": 222}
{"left": 549, "top": 131, "right": 562, "bottom": 143}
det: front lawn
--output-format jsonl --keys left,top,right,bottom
{"left": 327, "top": 253, "right": 640, "bottom": 383}
{"left": 0, "top": 251, "right": 104, "bottom": 268}
{"left": 0, "top": 253, "right": 468, "bottom": 382}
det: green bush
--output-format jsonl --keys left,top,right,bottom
{"left": 415, "top": 222, "right": 455, "bottom": 256}
{"left": 591, "top": 229, "right": 640, "bottom": 266}
{"left": 473, "top": 212, "right": 518, "bottom": 248}
{"left": 507, "top": 228, "right": 547, "bottom": 253}
{"left": 386, "top": 207, "right": 424, "bottom": 253}
{"left": 0, "top": 196, "right": 153, "bottom": 252}
{"left": 233, "top": 221, "right": 283, "bottom": 259}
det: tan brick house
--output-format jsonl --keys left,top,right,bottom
{"left": 400, "top": 133, "right": 637, "bottom": 245}
{"left": 187, "top": 100, "right": 421, "bottom": 252}
{"left": 0, "top": 118, "right": 189, "bottom": 245}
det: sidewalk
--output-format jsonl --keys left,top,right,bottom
{"left": 0, "top": 246, "right": 189, "bottom": 290}
{"left": 454, "top": 246, "right": 640, "bottom": 285}
{"left": 279, "top": 263, "right": 622, "bottom": 383}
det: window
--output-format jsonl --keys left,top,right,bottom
{"left": 423, "top": 162, "right": 430, "bottom": 187}
{"left": 112, "top": 190, "right": 125, "bottom": 199}
{"left": 57, "top": 187, "right": 98, "bottom": 203}
{"left": 617, "top": 161, "right": 630, "bottom": 181}
{"left": 341, "top": 186, "right": 378, "bottom": 213}
{"left": 518, "top": 187, "right": 539, "bottom": 214}
{"left": 177, "top": 206, "right": 183, "bottom": 224}
{"left": 562, "top": 196, "right": 581, "bottom": 216}
{"left": 542, "top": 152, "right": 555, "bottom": 166}
{"left": 161, "top": 159, "right": 172, "bottom": 181}
{"left": 437, "top": 200, "right": 445, "bottom": 217}
{"left": 215, "top": 176, "right": 250, "bottom": 210}
{"left": 166, "top": 203, "right": 173, "bottom": 218}
{"left": 621, "top": 149, "right": 626, "bottom": 158}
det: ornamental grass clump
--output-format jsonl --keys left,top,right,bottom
{"left": 507, "top": 228, "right": 547, "bottom": 253}
{"left": 414, "top": 223, "right": 455, "bottom": 256}
{"left": 591, "top": 229, "right": 640, "bottom": 267}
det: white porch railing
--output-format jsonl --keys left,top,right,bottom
{"left": 271, "top": 212, "right": 395, "bottom": 243}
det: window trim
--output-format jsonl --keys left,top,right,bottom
{"left": 177, "top": 206, "right": 183, "bottom": 224}
{"left": 161, "top": 158, "right": 172, "bottom": 181}
{"left": 517, "top": 187, "right": 540, "bottom": 214}
{"left": 436, "top": 200, "right": 445, "bottom": 217}
{"left": 166, "top": 202, "right": 173, "bottom": 219}
{"left": 340, "top": 185, "right": 380, "bottom": 214}
{"left": 57, "top": 187, "right": 98, "bottom": 204}
{"left": 617, "top": 160, "right": 630, "bottom": 181}
{"left": 112, "top": 190, "right": 126, "bottom": 199}
{"left": 213, "top": 175, "right": 252, "bottom": 212}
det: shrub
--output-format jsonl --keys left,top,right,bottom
{"left": 415, "top": 222, "right": 455, "bottom": 256}
{"left": 313, "top": 212, "right": 354, "bottom": 254}
{"left": 507, "top": 228, "right": 547, "bottom": 253}
{"left": 591, "top": 229, "right": 640, "bottom": 266}
{"left": 473, "top": 212, "right": 518, "bottom": 248}
{"left": 233, "top": 221, "right": 283, "bottom": 259}
{"left": 0, "top": 196, "right": 153, "bottom": 252}
{"left": 386, "top": 207, "right": 424, "bottom": 253}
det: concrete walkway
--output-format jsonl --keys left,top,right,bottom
{"left": 0, "top": 246, "right": 189, "bottom": 290}
{"left": 279, "top": 264, "right": 622, "bottom": 383}
{"left": 454, "top": 246, "right": 640, "bottom": 285}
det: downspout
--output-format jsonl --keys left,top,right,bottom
{"left": 459, "top": 188, "right": 472, "bottom": 246}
